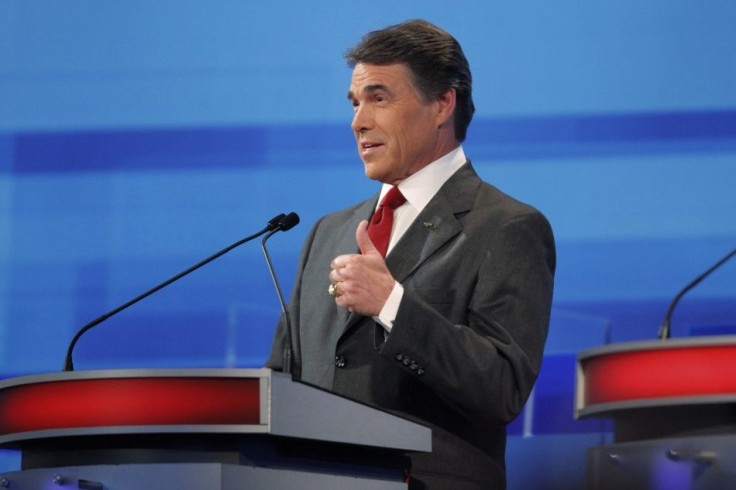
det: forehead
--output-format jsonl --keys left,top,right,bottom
{"left": 349, "top": 62, "right": 415, "bottom": 94}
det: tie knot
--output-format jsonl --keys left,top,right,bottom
{"left": 381, "top": 187, "right": 406, "bottom": 210}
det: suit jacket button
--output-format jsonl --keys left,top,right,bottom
{"left": 417, "top": 368, "right": 425, "bottom": 376}
{"left": 410, "top": 362, "right": 418, "bottom": 371}
{"left": 335, "top": 355, "right": 346, "bottom": 368}
{"left": 402, "top": 358, "right": 411, "bottom": 367}
{"left": 395, "top": 353, "right": 404, "bottom": 362}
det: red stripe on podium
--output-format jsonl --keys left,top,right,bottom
{"left": 0, "top": 377, "right": 261, "bottom": 435}
{"left": 582, "top": 345, "right": 736, "bottom": 406}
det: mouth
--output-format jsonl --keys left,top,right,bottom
{"left": 360, "top": 141, "right": 384, "bottom": 155}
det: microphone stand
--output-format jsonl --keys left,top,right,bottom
{"left": 261, "top": 212, "right": 299, "bottom": 375}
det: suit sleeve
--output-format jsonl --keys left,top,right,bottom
{"left": 381, "top": 208, "right": 555, "bottom": 425}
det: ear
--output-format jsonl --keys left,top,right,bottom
{"left": 434, "top": 88, "right": 457, "bottom": 128}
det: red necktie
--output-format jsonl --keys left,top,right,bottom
{"left": 368, "top": 187, "right": 406, "bottom": 258}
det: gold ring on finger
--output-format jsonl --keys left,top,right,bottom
{"left": 328, "top": 282, "right": 342, "bottom": 298}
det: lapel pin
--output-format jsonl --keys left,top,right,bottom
{"left": 423, "top": 222, "right": 434, "bottom": 228}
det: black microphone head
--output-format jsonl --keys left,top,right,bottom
{"left": 267, "top": 213, "right": 287, "bottom": 230}
{"left": 279, "top": 212, "right": 300, "bottom": 231}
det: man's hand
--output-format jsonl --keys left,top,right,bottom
{"left": 329, "top": 220, "right": 396, "bottom": 315}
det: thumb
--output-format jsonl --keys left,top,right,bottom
{"left": 356, "top": 220, "right": 379, "bottom": 256}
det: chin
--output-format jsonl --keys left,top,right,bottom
{"left": 362, "top": 163, "right": 382, "bottom": 182}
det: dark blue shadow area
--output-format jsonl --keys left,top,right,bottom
{"left": 12, "top": 126, "right": 270, "bottom": 173}
{"left": 0, "top": 134, "right": 12, "bottom": 172}
{"left": 471, "top": 110, "right": 736, "bottom": 144}
{"left": 469, "top": 110, "right": 736, "bottom": 161}
{"left": 7, "top": 110, "right": 736, "bottom": 174}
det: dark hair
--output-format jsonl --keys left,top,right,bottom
{"left": 345, "top": 19, "right": 474, "bottom": 142}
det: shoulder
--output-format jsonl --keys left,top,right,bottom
{"left": 297, "top": 195, "right": 377, "bottom": 260}
{"left": 442, "top": 165, "right": 555, "bottom": 266}
{"left": 450, "top": 162, "right": 551, "bottom": 227}
{"left": 477, "top": 181, "right": 546, "bottom": 220}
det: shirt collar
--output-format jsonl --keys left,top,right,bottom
{"left": 378, "top": 145, "right": 466, "bottom": 213}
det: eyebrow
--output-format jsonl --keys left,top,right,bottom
{"left": 347, "top": 83, "right": 391, "bottom": 100}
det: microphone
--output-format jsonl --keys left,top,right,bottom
{"left": 62, "top": 213, "right": 289, "bottom": 372}
{"left": 261, "top": 212, "right": 300, "bottom": 375}
{"left": 658, "top": 247, "right": 736, "bottom": 339}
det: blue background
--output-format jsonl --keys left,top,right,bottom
{"left": 1, "top": 2, "right": 735, "bottom": 488}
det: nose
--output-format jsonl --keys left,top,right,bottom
{"left": 351, "top": 103, "right": 373, "bottom": 133}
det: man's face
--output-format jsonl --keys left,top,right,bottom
{"left": 348, "top": 63, "right": 447, "bottom": 185}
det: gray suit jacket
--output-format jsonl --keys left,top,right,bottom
{"left": 267, "top": 162, "right": 555, "bottom": 489}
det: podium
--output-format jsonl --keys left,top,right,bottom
{"left": 576, "top": 336, "right": 736, "bottom": 489}
{"left": 0, "top": 368, "right": 431, "bottom": 489}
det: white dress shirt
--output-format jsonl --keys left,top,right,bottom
{"left": 374, "top": 145, "right": 467, "bottom": 332}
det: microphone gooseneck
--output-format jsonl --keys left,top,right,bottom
{"left": 62, "top": 213, "right": 289, "bottom": 372}
{"left": 658, "top": 247, "right": 736, "bottom": 339}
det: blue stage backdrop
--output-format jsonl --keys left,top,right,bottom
{"left": 1, "top": 2, "right": 735, "bottom": 488}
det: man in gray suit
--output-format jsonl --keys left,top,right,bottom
{"left": 267, "top": 19, "right": 555, "bottom": 489}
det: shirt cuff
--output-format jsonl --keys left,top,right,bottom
{"left": 373, "top": 282, "right": 404, "bottom": 333}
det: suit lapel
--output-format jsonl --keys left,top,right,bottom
{"left": 385, "top": 194, "right": 461, "bottom": 282}
{"left": 388, "top": 162, "right": 480, "bottom": 280}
